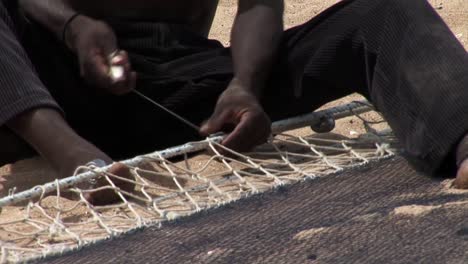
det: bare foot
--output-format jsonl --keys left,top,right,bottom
{"left": 0, "top": 174, "right": 6, "bottom": 193}
{"left": 81, "top": 163, "right": 135, "bottom": 205}
{"left": 454, "top": 134, "right": 468, "bottom": 189}
{"left": 5, "top": 108, "right": 134, "bottom": 205}
{"left": 57, "top": 145, "right": 135, "bottom": 205}
{"left": 454, "top": 159, "right": 468, "bottom": 189}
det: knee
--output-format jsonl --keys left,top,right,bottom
{"left": 0, "top": 1, "right": 16, "bottom": 32}
{"left": 381, "top": 0, "right": 430, "bottom": 12}
{"left": 382, "top": 0, "right": 423, "bottom": 6}
{"left": 362, "top": 0, "right": 434, "bottom": 29}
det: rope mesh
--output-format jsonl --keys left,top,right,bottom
{"left": 0, "top": 102, "right": 397, "bottom": 263}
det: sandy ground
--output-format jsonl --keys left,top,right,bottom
{"left": 0, "top": 0, "right": 467, "bottom": 196}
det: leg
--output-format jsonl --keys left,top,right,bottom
{"left": 0, "top": 3, "right": 117, "bottom": 173}
{"left": 0, "top": 2, "right": 58, "bottom": 166}
{"left": 5, "top": 108, "right": 133, "bottom": 204}
{"left": 272, "top": 0, "right": 468, "bottom": 175}
{"left": 454, "top": 135, "right": 468, "bottom": 188}
{"left": 7, "top": 108, "right": 112, "bottom": 177}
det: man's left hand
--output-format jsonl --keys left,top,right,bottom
{"left": 200, "top": 79, "right": 271, "bottom": 153}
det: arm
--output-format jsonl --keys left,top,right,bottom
{"left": 19, "top": 0, "right": 77, "bottom": 45}
{"left": 200, "top": 0, "right": 284, "bottom": 151}
{"left": 18, "top": 0, "right": 136, "bottom": 94}
{"left": 231, "top": 0, "right": 284, "bottom": 95}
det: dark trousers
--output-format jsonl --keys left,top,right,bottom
{"left": 1, "top": 0, "right": 467, "bottom": 174}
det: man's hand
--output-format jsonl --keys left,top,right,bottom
{"left": 200, "top": 79, "right": 271, "bottom": 152}
{"left": 66, "top": 16, "right": 136, "bottom": 95}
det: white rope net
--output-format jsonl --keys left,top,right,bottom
{"left": 0, "top": 101, "right": 397, "bottom": 263}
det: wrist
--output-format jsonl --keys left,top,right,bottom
{"left": 230, "top": 75, "right": 265, "bottom": 98}
{"left": 63, "top": 14, "right": 95, "bottom": 51}
{"left": 62, "top": 13, "right": 82, "bottom": 49}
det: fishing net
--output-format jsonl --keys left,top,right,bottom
{"left": 0, "top": 101, "right": 397, "bottom": 263}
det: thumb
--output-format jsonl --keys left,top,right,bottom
{"left": 200, "top": 110, "right": 230, "bottom": 136}
{"left": 97, "top": 26, "right": 119, "bottom": 60}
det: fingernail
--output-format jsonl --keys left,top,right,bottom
{"left": 86, "top": 159, "right": 108, "bottom": 168}
{"left": 210, "top": 132, "right": 225, "bottom": 137}
{"left": 200, "top": 126, "right": 211, "bottom": 135}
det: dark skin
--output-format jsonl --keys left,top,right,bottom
{"left": 4, "top": 0, "right": 468, "bottom": 202}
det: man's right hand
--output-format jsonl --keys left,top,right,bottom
{"left": 66, "top": 16, "right": 136, "bottom": 95}
{"left": 200, "top": 78, "right": 272, "bottom": 153}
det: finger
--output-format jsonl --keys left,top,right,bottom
{"left": 112, "top": 71, "right": 137, "bottom": 95}
{"left": 105, "top": 51, "right": 135, "bottom": 95}
{"left": 84, "top": 54, "right": 113, "bottom": 90}
{"left": 99, "top": 30, "right": 119, "bottom": 61}
{"left": 200, "top": 110, "right": 232, "bottom": 136}
{"left": 109, "top": 51, "right": 129, "bottom": 67}
{"left": 109, "top": 63, "right": 132, "bottom": 94}
{"left": 222, "top": 112, "right": 269, "bottom": 153}
{"left": 108, "top": 51, "right": 136, "bottom": 94}
{"left": 86, "top": 163, "right": 134, "bottom": 205}
{"left": 120, "top": 56, "right": 133, "bottom": 87}
{"left": 0, "top": 176, "right": 5, "bottom": 192}
{"left": 109, "top": 52, "right": 125, "bottom": 65}
{"left": 108, "top": 51, "right": 129, "bottom": 82}
{"left": 110, "top": 78, "right": 134, "bottom": 95}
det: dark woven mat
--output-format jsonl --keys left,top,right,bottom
{"left": 44, "top": 157, "right": 468, "bottom": 264}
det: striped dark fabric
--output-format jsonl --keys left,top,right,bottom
{"left": 1, "top": 0, "right": 467, "bottom": 173}
{"left": 0, "top": 1, "right": 58, "bottom": 126}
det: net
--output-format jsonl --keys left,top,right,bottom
{"left": 0, "top": 101, "right": 397, "bottom": 263}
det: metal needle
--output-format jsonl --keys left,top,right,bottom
{"left": 132, "top": 89, "right": 201, "bottom": 132}
{"left": 107, "top": 51, "right": 200, "bottom": 132}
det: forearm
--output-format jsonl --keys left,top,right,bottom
{"left": 231, "top": 0, "right": 284, "bottom": 96}
{"left": 18, "top": 0, "right": 78, "bottom": 38}
{"left": 18, "top": 0, "right": 110, "bottom": 53}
